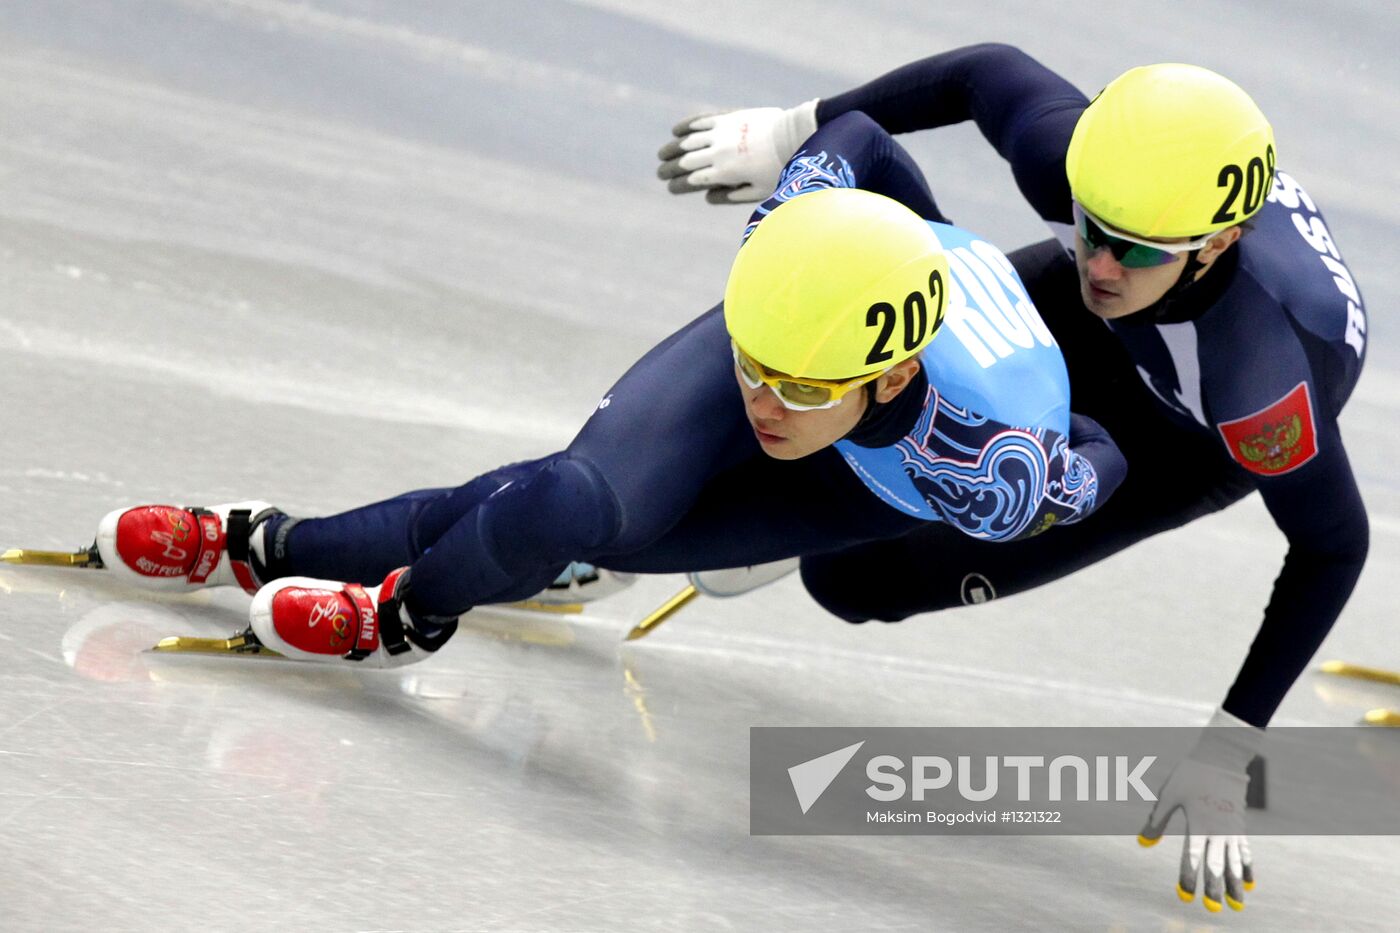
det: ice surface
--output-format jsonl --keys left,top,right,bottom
{"left": 1, "top": 2, "right": 1398, "bottom": 930}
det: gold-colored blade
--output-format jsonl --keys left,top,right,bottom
{"left": 459, "top": 611, "right": 577, "bottom": 647}
{"left": 1319, "top": 660, "right": 1400, "bottom": 688}
{"left": 1, "top": 547, "right": 101, "bottom": 568}
{"left": 151, "top": 633, "right": 280, "bottom": 657}
{"left": 1364, "top": 708, "right": 1400, "bottom": 727}
{"left": 504, "top": 599, "right": 584, "bottom": 615}
{"left": 625, "top": 584, "right": 699, "bottom": 641}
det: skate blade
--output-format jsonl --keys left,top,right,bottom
{"left": 151, "top": 634, "right": 281, "bottom": 657}
{"left": 459, "top": 609, "right": 577, "bottom": 647}
{"left": 1, "top": 546, "right": 103, "bottom": 569}
{"left": 626, "top": 584, "right": 699, "bottom": 641}
{"left": 1319, "top": 660, "right": 1400, "bottom": 688}
{"left": 1312, "top": 677, "right": 1392, "bottom": 711}
{"left": 1364, "top": 708, "right": 1400, "bottom": 727}
{"left": 503, "top": 599, "right": 583, "bottom": 615}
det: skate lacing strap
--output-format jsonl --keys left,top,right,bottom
{"left": 341, "top": 584, "right": 382, "bottom": 661}
{"left": 226, "top": 507, "right": 278, "bottom": 593}
{"left": 374, "top": 568, "right": 457, "bottom": 657}
{"left": 185, "top": 509, "right": 227, "bottom": 588}
{"left": 187, "top": 506, "right": 263, "bottom": 595}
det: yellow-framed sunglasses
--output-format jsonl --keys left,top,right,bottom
{"left": 731, "top": 340, "right": 888, "bottom": 411}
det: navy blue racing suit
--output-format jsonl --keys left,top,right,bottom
{"left": 797, "top": 44, "right": 1370, "bottom": 727}
{"left": 268, "top": 112, "right": 1125, "bottom": 633}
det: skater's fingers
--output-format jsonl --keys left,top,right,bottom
{"left": 1138, "top": 801, "right": 1179, "bottom": 846}
{"left": 1176, "top": 831, "right": 1204, "bottom": 903}
{"left": 670, "top": 112, "right": 719, "bottom": 136}
{"left": 707, "top": 184, "right": 766, "bottom": 204}
{"left": 1223, "top": 836, "right": 1247, "bottom": 911}
{"left": 667, "top": 174, "right": 712, "bottom": 195}
{"left": 1239, "top": 836, "right": 1255, "bottom": 891}
{"left": 1201, "top": 836, "right": 1227, "bottom": 912}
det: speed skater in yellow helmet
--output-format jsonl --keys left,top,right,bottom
{"left": 723, "top": 187, "right": 950, "bottom": 382}
{"left": 1066, "top": 63, "right": 1275, "bottom": 239}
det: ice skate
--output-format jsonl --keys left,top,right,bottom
{"left": 1319, "top": 661, "right": 1400, "bottom": 727}
{"left": 526, "top": 562, "right": 636, "bottom": 609}
{"left": 626, "top": 559, "right": 799, "bottom": 640}
{"left": 245, "top": 567, "right": 454, "bottom": 667}
{"left": 90, "top": 501, "right": 280, "bottom": 595}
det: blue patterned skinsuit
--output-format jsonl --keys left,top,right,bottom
{"left": 265, "top": 113, "right": 1126, "bottom": 630}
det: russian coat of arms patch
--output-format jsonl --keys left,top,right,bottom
{"left": 1216, "top": 382, "right": 1319, "bottom": 476}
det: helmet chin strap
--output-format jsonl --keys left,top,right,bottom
{"left": 1138, "top": 248, "right": 1208, "bottom": 322}
{"left": 843, "top": 366, "right": 930, "bottom": 446}
{"left": 854, "top": 382, "right": 882, "bottom": 430}
{"left": 834, "top": 382, "right": 879, "bottom": 442}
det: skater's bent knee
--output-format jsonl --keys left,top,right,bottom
{"left": 533, "top": 457, "right": 624, "bottom": 555}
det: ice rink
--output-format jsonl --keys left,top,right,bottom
{"left": 2, "top": 2, "right": 1398, "bottom": 930}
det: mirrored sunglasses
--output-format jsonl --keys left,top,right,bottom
{"left": 1072, "top": 202, "right": 1217, "bottom": 269}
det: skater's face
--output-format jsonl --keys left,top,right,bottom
{"left": 1074, "top": 220, "right": 1240, "bottom": 319}
{"left": 738, "top": 358, "right": 921, "bottom": 460}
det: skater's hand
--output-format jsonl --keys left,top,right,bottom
{"left": 656, "top": 100, "right": 819, "bottom": 203}
{"left": 1138, "top": 708, "right": 1263, "bottom": 912}
{"left": 1139, "top": 758, "right": 1253, "bottom": 911}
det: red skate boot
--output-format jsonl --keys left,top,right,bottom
{"left": 248, "top": 568, "right": 456, "bottom": 667}
{"left": 95, "top": 501, "right": 279, "bottom": 594}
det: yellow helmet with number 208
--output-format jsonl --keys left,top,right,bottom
{"left": 724, "top": 187, "right": 949, "bottom": 382}
{"left": 1066, "top": 63, "right": 1276, "bottom": 239}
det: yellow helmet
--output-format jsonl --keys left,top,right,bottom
{"left": 723, "top": 188, "right": 949, "bottom": 381}
{"left": 1066, "top": 63, "right": 1276, "bottom": 238}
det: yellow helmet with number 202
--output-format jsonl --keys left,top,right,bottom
{"left": 724, "top": 187, "right": 949, "bottom": 382}
{"left": 1066, "top": 63, "right": 1275, "bottom": 239}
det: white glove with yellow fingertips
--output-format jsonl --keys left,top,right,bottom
{"left": 1138, "top": 707, "right": 1263, "bottom": 913}
{"left": 656, "top": 100, "right": 819, "bottom": 203}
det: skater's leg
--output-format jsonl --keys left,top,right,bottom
{"left": 250, "top": 299, "right": 753, "bottom": 616}
{"left": 401, "top": 305, "right": 758, "bottom": 614}
{"left": 264, "top": 458, "right": 554, "bottom": 584}
{"left": 797, "top": 470, "right": 1247, "bottom": 623}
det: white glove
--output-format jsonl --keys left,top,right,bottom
{"left": 1138, "top": 707, "right": 1263, "bottom": 913}
{"left": 656, "top": 100, "right": 820, "bottom": 203}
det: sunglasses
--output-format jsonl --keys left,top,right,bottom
{"left": 1072, "top": 202, "right": 1217, "bottom": 269}
{"left": 731, "top": 340, "right": 887, "bottom": 411}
